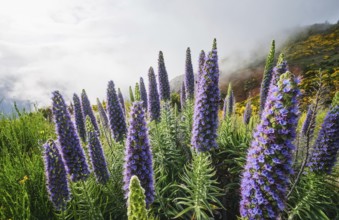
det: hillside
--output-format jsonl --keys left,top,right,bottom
{"left": 170, "top": 22, "right": 339, "bottom": 107}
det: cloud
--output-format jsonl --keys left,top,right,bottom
{"left": 0, "top": 0, "right": 338, "bottom": 109}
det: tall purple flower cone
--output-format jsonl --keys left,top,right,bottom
{"left": 185, "top": 47, "right": 195, "bottom": 100}
{"left": 43, "top": 140, "right": 71, "bottom": 211}
{"left": 158, "top": 51, "right": 171, "bottom": 101}
{"left": 96, "top": 98, "right": 109, "bottom": 129}
{"left": 197, "top": 50, "right": 206, "bottom": 92}
{"left": 270, "top": 54, "right": 288, "bottom": 89}
{"left": 181, "top": 82, "right": 186, "bottom": 109}
{"left": 118, "top": 88, "right": 126, "bottom": 115}
{"left": 243, "top": 100, "right": 252, "bottom": 125}
{"left": 86, "top": 116, "right": 110, "bottom": 184}
{"left": 224, "top": 83, "right": 235, "bottom": 118}
{"left": 260, "top": 53, "right": 288, "bottom": 119}
{"left": 81, "top": 89, "right": 99, "bottom": 132}
{"left": 73, "top": 93, "right": 86, "bottom": 142}
{"left": 139, "top": 77, "right": 148, "bottom": 111}
{"left": 240, "top": 72, "right": 300, "bottom": 219}
{"left": 259, "top": 40, "right": 275, "bottom": 116}
{"left": 107, "top": 80, "right": 127, "bottom": 142}
{"left": 307, "top": 93, "right": 339, "bottom": 174}
{"left": 191, "top": 39, "right": 220, "bottom": 152}
{"left": 148, "top": 67, "right": 161, "bottom": 122}
{"left": 52, "top": 91, "right": 90, "bottom": 182}
{"left": 300, "top": 105, "right": 315, "bottom": 137}
{"left": 123, "top": 102, "right": 155, "bottom": 207}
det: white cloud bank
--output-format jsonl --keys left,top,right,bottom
{"left": 0, "top": 0, "right": 338, "bottom": 108}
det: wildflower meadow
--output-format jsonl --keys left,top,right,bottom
{"left": 0, "top": 39, "right": 339, "bottom": 220}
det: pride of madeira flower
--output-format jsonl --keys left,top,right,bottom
{"left": 86, "top": 116, "right": 110, "bottom": 184}
{"left": 96, "top": 98, "right": 109, "bottom": 129}
{"left": 81, "top": 89, "right": 99, "bottom": 132}
{"left": 123, "top": 102, "right": 155, "bottom": 207}
{"left": 308, "top": 92, "right": 339, "bottom": 174}
{"left": 184, "top": 47, "right": 195, "bottom": 100}
{"left": 43, "top": 140, "right": 71, "bottom": 210}
{"left": 107, "top": 80, "right": 127, "bottom": 142}
{"left": 52, "top": 91, "right": 90, "bottom": 182}
{"left": 191, "top": 39, "right": 220, "bottom": 152}
{"left": 73, "top": 93, "right": 86, "bottom": 142}
{"left": 148, "top": 67, "right": 161, "bottom": 122}
{"left": 158, "top": 51, "right": 171, "bottom": 101}
{"left": 139, "top": 77, "right": 148, "bottom": 111}
{"left": 240, "top": 71, "right": 299, "bottom": 219}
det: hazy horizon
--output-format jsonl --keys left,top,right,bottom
{"left": 0, "top": 0, "right": 338, "bottom": 112}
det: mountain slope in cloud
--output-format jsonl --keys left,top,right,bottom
{"left": 170, "top": 22, "right": 339, "bottom": 104}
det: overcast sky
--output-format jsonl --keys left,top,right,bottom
{"left": 0, "top": 0, "right": 338, "bottom": 110}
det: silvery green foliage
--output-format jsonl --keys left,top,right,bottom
{"left": 134, "top": 82, "right": 141, "bottom": 101}
{"left": 129, "top": 86, "right": 135, "bottom": 103}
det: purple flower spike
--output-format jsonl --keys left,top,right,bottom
{"left": 308, "top": 93, "right": 339, "bottom": 174}
{"left": 185, "top": 47, "right": 195, "bottom": 100}
{"left": 43, "top": 140, "right": 71, "bottom": 211}
{"left": 240, "top": 71, "right": 299, "bottom": 219}
{"left": 123, "top": 102, "right": 155, "bottom": 207}
{"left": 300, "top": 105, "right": 315, "bottom": 137}
{"left": 223, "top": 83, "right": 235, "bottom": 118}
{"left": 191, "top": 39, "right": 220, "bottom": 152}
{"left": 181, "top": 82, "right": 186, "bottom": 109}
{"left": 158, "top": 51, "right": 171, "bottom": 101}
{"left": 139, "top": 77, "right": 148, "bottom": 111}
{"left": 259, "top": 40, "right": 275, "bottom": 116}
{"left": 243, "top": 100, "right": 252, "bottom": 125}
{"left": 86, "top": 116, "right": 110, "bottom": 184}
{"left": 52, "top": 91, "right": 90, "bottom": 182}
{"left": 270, "top": 54, "right": 288, "bottom": 89}
{"left": 197, "top": 50, "right": 206, "bottom": 92}
{"left": 148, "top": 67, "right": 161, "bottom": 122}
{"left": 107, "top": 80, "right": 127, "bottom": 142}
{"left": 73, "top": 93, "right": 86, "bottom": 142}
{"left": 96, "top": 98, "right": 109, "bottom": 129}
{"left": 81, "top": 89, "right": 99, "bottom": 132}
{"left": 118, "top": 88, "right": 126, "bottom": 115}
